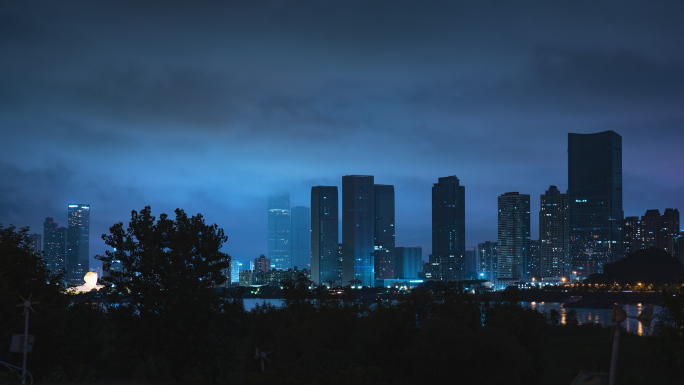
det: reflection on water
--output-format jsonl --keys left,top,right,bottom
{"left": 525, "top": 302, "right": 659, "bottom": 336}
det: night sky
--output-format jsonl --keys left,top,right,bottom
{"left": 2, "top": 1, "right": 683, "bottom": 270}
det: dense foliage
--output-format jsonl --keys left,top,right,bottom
{"left": 2, "top": 217, "right": 684, "bottom": 384}
{"left": 585, "top": 248, "right": 684, "bottom": 285}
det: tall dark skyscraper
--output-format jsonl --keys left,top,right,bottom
{"left": 267, "top": 193, "right": 291, "bottom": 270}
{"left": 311, "top": 186, "right": 339, "bottom": 285}
{"left": 43, "top": 217, "right": 67, "bottom": 277}
{"left": 66, "top": 204, "right": 90, "bottom": 286}
{"left": 291, "top": 206, "right": 311, "bottom": 270}
{"left": 568, "top": 131, "right": 623, "bottom": 279}
{"left": 497, "top": 192, "right": 530, "bottom": 281}
{"left": 342, "top": 175, "right": 375, "bottom": 287}
{"left": 374, "top": 184, "right": 395, "bottom": 280}
{"left": 539, "top": 186, "right": 569, "bottom": 280}
{"left": 429, "top": 176, "right": 466, "bottom": 281}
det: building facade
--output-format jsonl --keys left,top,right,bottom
{"left": 430, "top": 176, "right": 466, "bottom": 281}
{"left": 374, "top": 184, "right": 395, "bottom": 280}
{"left": 290, "top": 206, "right": 311, "bottom": 270}
{"left": 311, "top": 186, "right": 339, "bottom": 285}
{"left": 497, "top": 192, "right": 531, "bottom": 280}
{"left": 268, "top": 193, "right": 291, "bottom": 270}
{"left": 478, "top": 241, "right": 498, "bottom": 282}
{"left": 568, "top": 131, "right": 623, "bottom": 279}
{"left": 342, "top": 175, "right": 375, "bottom": 287}
{"left": 66, "top": 204, "right": 90, "bottom": 286}
{"left": 395, "top": 246, "right": 422, "bottom": 279}
{"left": 539, "top": 186, "right": 569, "bottom": 279}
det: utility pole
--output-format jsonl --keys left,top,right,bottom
{"left": 16, "top": 294, "right": 38, "bottom": 385}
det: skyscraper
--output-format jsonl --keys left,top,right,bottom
{"left": 267, "top": 193, "right": 291, "bottom": 270}
{"left": 568, "top": 131, "right": 623, "bottom": 278}
{"left": 290, "top": 206, "right": 311, "bottom": 270}
{"left": 374, "top": 184, "right": 395, "bottom": 280}
{"left": 539, "top": 186, "right": 569, "bottom": 279}
{"left": 395, "top": 246, "right": 422, "bottom": 279}
{"left": 66, "top": 204, "right": 90, "bottom": 286}
{"left": 478, "top": 241, "right": 498, "bottom": 282}
{"left": 430, "top": 176, "right": 466, "bottom": 281}
{"left": 342, "top": 175, "right": 375, "bottom": 287}
{"left": 311, "top": 186, "right": 339, "bottom": 285}
{"left": 497, "top": 192, "right": 530, "bottom": 281}
{"left": 43, "top": 217, "right": 67, "bottom": 277}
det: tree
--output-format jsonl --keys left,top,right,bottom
{"left": 96, "top": 207, "right": 236, "bottom": 382}
{"left": 97, "top": 206, "right": 230, "bottom": 316}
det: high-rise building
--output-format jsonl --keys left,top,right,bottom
{"left": 395, "top": 247, "right": 422, "bottom": 279}
{"left": 291, "top": 206, "right": 311, "bottom": 270}
{"left": 267, "top": 193, "right": 291, "bottom": 270}
{"left": 623, "top": 216, "right": 640, "bottom": 256}
{"left": 478, "top": 241, "right": 498, "bottom": 282}
{"left": 529, "top": 240, "right": 541, "bottom": 279}
{"left": 568, "top": 131, "right": 623, "bottom": 279}
{"left": 342, "top": 175, "right": 375, "bottom": 287}
{"left": 28, "top": 233, "right": 42, "bottom": 254}
{"left": 311, "top": 186, "right": 339, "bottom": 285}
{"left": 66, "top": 204, "right": 90, "bottom": 286}
{"left": 374, "top": 184, "right": 395, "bottom": 280}
{"left": 465, "top": 247, "right": 477, "bottom": 279}
{"left": 497, "top": 192, "right": 530, "bottom": 280}
{"left": 43, "top": 217, "right": 67, "bottom": 278}
{"left": 635, "top": 209, "right": 680, "bottom": 255}
{"left": 429, "top": 176, "right": 466, "bottom": 281}
{"left": 254, "top": 255, "right": 271, "bottom": 273}
{"left": 539, "top": 186, "right": 569, "bottom": 279}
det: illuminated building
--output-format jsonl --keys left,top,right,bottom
{"left": 478, "top": 241, "right": 498, "bottom": 282}
{"left": 342, "top": 175, "right": 375, "bottom": 287}
{"left": 43, "top": 217, "right": 67, "bottom": 277}
{"left": 28, "top": 233, "right": 41, "bottom": 254}
{"left": 635, "top": 209, "right": 680, "bottom": 255}
{"left": 66, "top": 204, "right": 90, "bottom": 286}
{"left": 395, "top": 246, "right": 422, "bottom": 279}
{"left": 497, "top": 192, "right": 530, "bottom": 280}
{"left": 539, "top": 186, "right": 569, "bottom": 279}
{"left": 254, "top": 255, "right": 271, "bottom": 273}
{"left": 374, "top": 184, "right": 395, "bottom": 279}
{"left": 311, "top": 186, "right": 339, "bottom": 285}
{"left": 268, "top": 193, "right": 291, "bottom": 270}
{"left": 568, "top": 131, "right": 623, "bottom": 278}
{"left": 429, "top": 176, "right": 466, "bottom": 281}
{"left": 291, "top": 206, "right": 311, "bottom": 270}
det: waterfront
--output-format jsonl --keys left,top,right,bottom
{"left": 243, "top": 299, "right": 662, "bottom": 336}
{"left": 525, "top": 302, "right": 659, "bottom": 336}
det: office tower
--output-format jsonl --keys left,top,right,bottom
{"left": 465, "top": 247, "right": 477, "bottom": 279}
{"left": 623, "top": 216, "right": 640, "bottom": 256}
{"left": 478, "top": 241, "right": 498, "bottom": 281}
{"left": 268, "top": 193, "right": 291, "bottom": 270}
{"left": 254, "top": 255, "right": 271, "bottom": 273}
{"left": 529, "top": 240, "right": 541, "bottom": 279}
{"left": 311, "top": 186, "right": 339, "bottom": 285}
{"left": 637, "top": 209, "right": 680, "bottom": 255}
{"left": 66, "top": 204, "right": 90, "bottom": 286}
{"left": 430, "top": 176, "right": 466, "bottom": 281}
{"left": 342, "top": 175, "right": 375, "bottom": 287}
{"left": 374, "top": 184, "right": 395, "bottom": 280}
{"left": 43, "top": 217, "right": 67, "bottom": 277}
{"left": 291, "top": 206, "right": 311, "bottom": 270}
{"left": 539, "top": 186, "right": 569, "bottom": 279}
{"left": 28, "top": 233, "right": 41, "bottom": 254}
{"left": 568, "top": 131, "right": 623, "bottom": 278}
{"left": 497, "top": 192, "right": 531, "bottom": 280}
{"left": 231, "top": 260, "right": 243, "bottom": 284}
{"left": 395, "top": 246, "right": 422, "bottom": 279}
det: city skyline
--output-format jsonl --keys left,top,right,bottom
{"left": 2, "top": 1, "right": 683, "bottom": 269}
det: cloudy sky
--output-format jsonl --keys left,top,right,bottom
{"left": 2, "top": 0, "right": 683, "bottom": 269}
